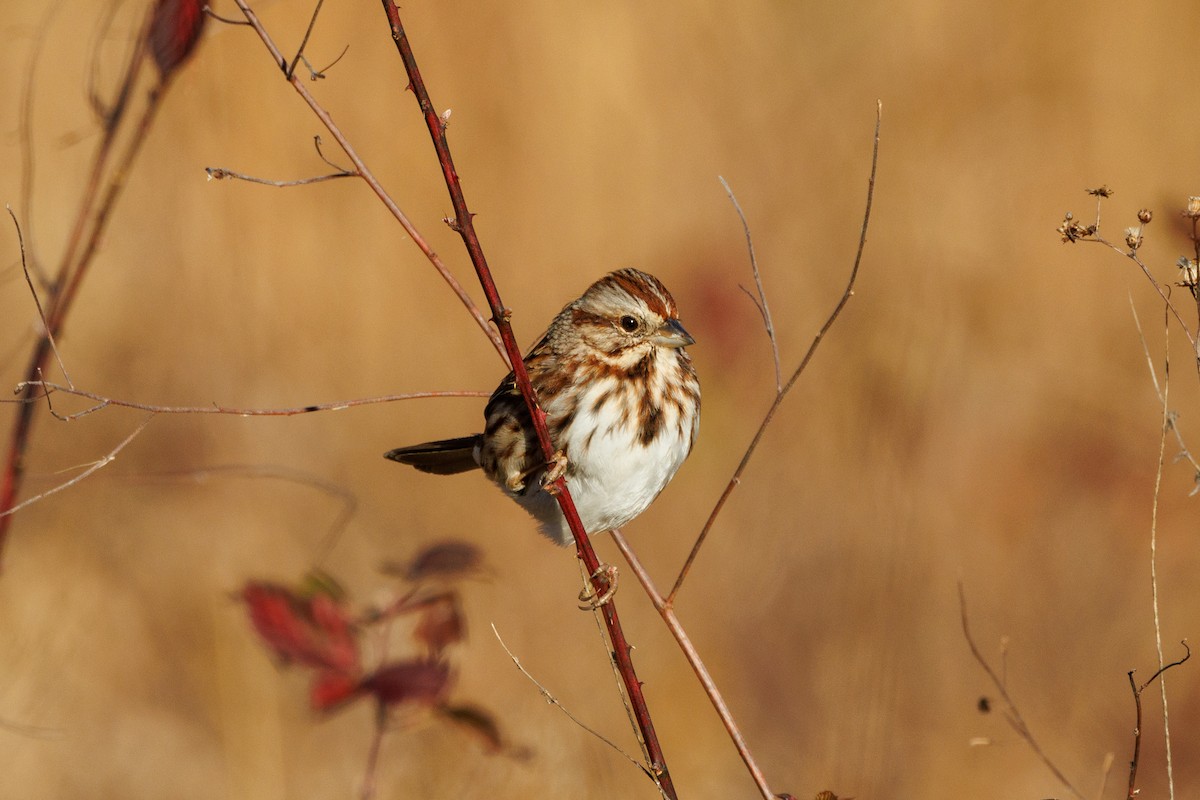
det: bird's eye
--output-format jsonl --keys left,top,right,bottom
{"left": 618, "top": 315, "right": 640, "bottom": 333}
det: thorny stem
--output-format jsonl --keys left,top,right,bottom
{"left": 669, "top": 102, "right": 881, "bottom": 605}
{"left": 376, "top": 3, "right": 676, "bottom": 796}
{"left": 228, "top": 0, "right": 507, "bottom": 364}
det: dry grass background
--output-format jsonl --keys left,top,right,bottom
{"left": 2, "top": 1, "right": 1199, "bottom": 798}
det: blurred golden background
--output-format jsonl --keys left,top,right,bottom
{"left": 2, "top": 1, "right": 1199, "bottom": 798}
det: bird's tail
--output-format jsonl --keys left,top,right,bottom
{"left": 384, "top": 436, "right": 482, "bottom": 475}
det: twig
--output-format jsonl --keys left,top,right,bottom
{"left": 0, "top": 414, "right": 154, "bottom": 519}
{"left": 6, "top": 382, "right": 488, "bottom": 419}
{"left": 719, "top": 176, "right": 781, "bottom": 392}
{"left": 8, "top": 208, "right": 71, "bottom": 387}
{"left": 612, "top": 529, "right": 774, "bottom": 799}
{"left": 227, "top": 0, "right": 507, "bottom": 363}
{"left": 286, "top": 0, "right": 326, "bottom": 80}
{"left": 204, "top": 167, "right": 355, "bottom": 186}
{"left": 1146, "top": 300, "right": 1177, "bottom": 800}
{"left": 1126, "top": 642, "right": 1191, "bottom": 800}
{"left": 203, "top": 6, "right": 253, "bottom": 27}
{"left": 669, "top": 101, "right": 881, "bottom": 604}
{"left": 491, "top": 623, "right": 655, "bottom": 782}
{"left": 1130, "top": 298, "right": 1200, "bottom": 492}
{"left": 297, "top": 45, "right": 350, "bottom": 81}
{"left": 958, "top": 583, "right": 1085, "bottom": 800}
{"left": 376, "top": 3, "right": 675, "bottom": 795}
{"left": 360, "top": 704, "right": 387, "bottom": 800}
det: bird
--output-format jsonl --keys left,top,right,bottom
{"left": 385, "top": 268, "right": 700, "bottom": 545}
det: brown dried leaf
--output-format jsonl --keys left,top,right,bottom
{"left": 413, "top": 593, "right": 465, "bottom": 655}
{"left": 438, "top": 702, "right": 529, "bottom": 758}
{"left": 383, "top": 540, "right": 484, "bottom": 583}
{"left": 361, "top": 659, "right": 451, "bottom": 708}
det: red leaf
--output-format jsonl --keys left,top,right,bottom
{"left": 310, "top": 670, "right": 362, "bottom": 712}
{"left": 148, "top": 0, "right": 206, "bottom": 77}
{"left": 242, "top": 583, "right": 360, "bottom": 674}
{"left": 360, "top": 660, "right": 451, "bottom": 708}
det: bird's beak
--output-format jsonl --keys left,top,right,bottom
{"left": 651, "top": 318, "right": 695, "bottom": 348}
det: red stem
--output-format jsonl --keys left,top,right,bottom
{"left": 0, "top": 48, "right": 164, "bottom": 566}
{"left": 378, "top": 3, "right": 676, "bottom": 795}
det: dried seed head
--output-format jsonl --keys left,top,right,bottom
{"left": 1178, "top": 257, "right": 1199, "bottom": 287}
{"left": 1186, "top": 196, "right": 1200, "bottom": 219}
{"left": 1086, "top": 185, "right": 1114, "bottom": 198}
{"left": 1137, "top": 208, "right": 1153, "bottom": 224}
{"left": 1124, "top": 227, "right": 1142, "bottom": 250}
{"left": 1057, "top": 212, "right": 1094, "bottom": 243}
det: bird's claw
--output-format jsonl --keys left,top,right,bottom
{"left": 542, "top": 450, "right": 569, "bottom": 495}
{"left": 578, "top": 563, "right": 618, "bottom": 609}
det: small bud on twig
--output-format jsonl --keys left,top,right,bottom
{"left": 1137, "top": 208, "right": 1152, "bottom": 224}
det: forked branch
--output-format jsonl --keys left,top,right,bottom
{"left": 669, "top": 102, "right": 881, "bottom": 604}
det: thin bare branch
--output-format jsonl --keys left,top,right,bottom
{"left": 298, "top": 44, "right": 350, "bottom": 80}
{"left": 611, "top": 529, "right": 774, "bottom": 799}
{"left": 202, "top": 5, "right": 252, "bottom": 26}
{"left": 8, "top": 208, "right": 71, "bottom": 387}
{"left": 958, "top": 583, "right": 1085, "bottom": 800}
{"left": 7, "top": 382, "right": 488, "bottom": 419}
{"left": 312, "top": 135, "right": 350, "bottom": 172}
{"left": 1127, "top": 642, "right": 1191, "bottom": 800}
{"left": 670, "top": 101, "right": 881, "bottom": 604}
{"left": 1146, "top": 299, "right": 1177, "bottom": 800}
{"left": 719, "top": 175, "right": 781, "bottom": 392}
{"left": 0, "top": 414, "right": 154, "bottom": 519}
{"left": 1129, "top": 297, "right": 1200, "bottom": 491}
{"left": 227, "top": 0, "right": 507, "bottom": 362}
{"left": 491, "top": 623, "right": 654, "bottom": 782}
{"left": 286, "top": 0, "right": 327, "bottom": 80}
{"left": 205, "top": 166, "right": 356, "bottom": 187}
